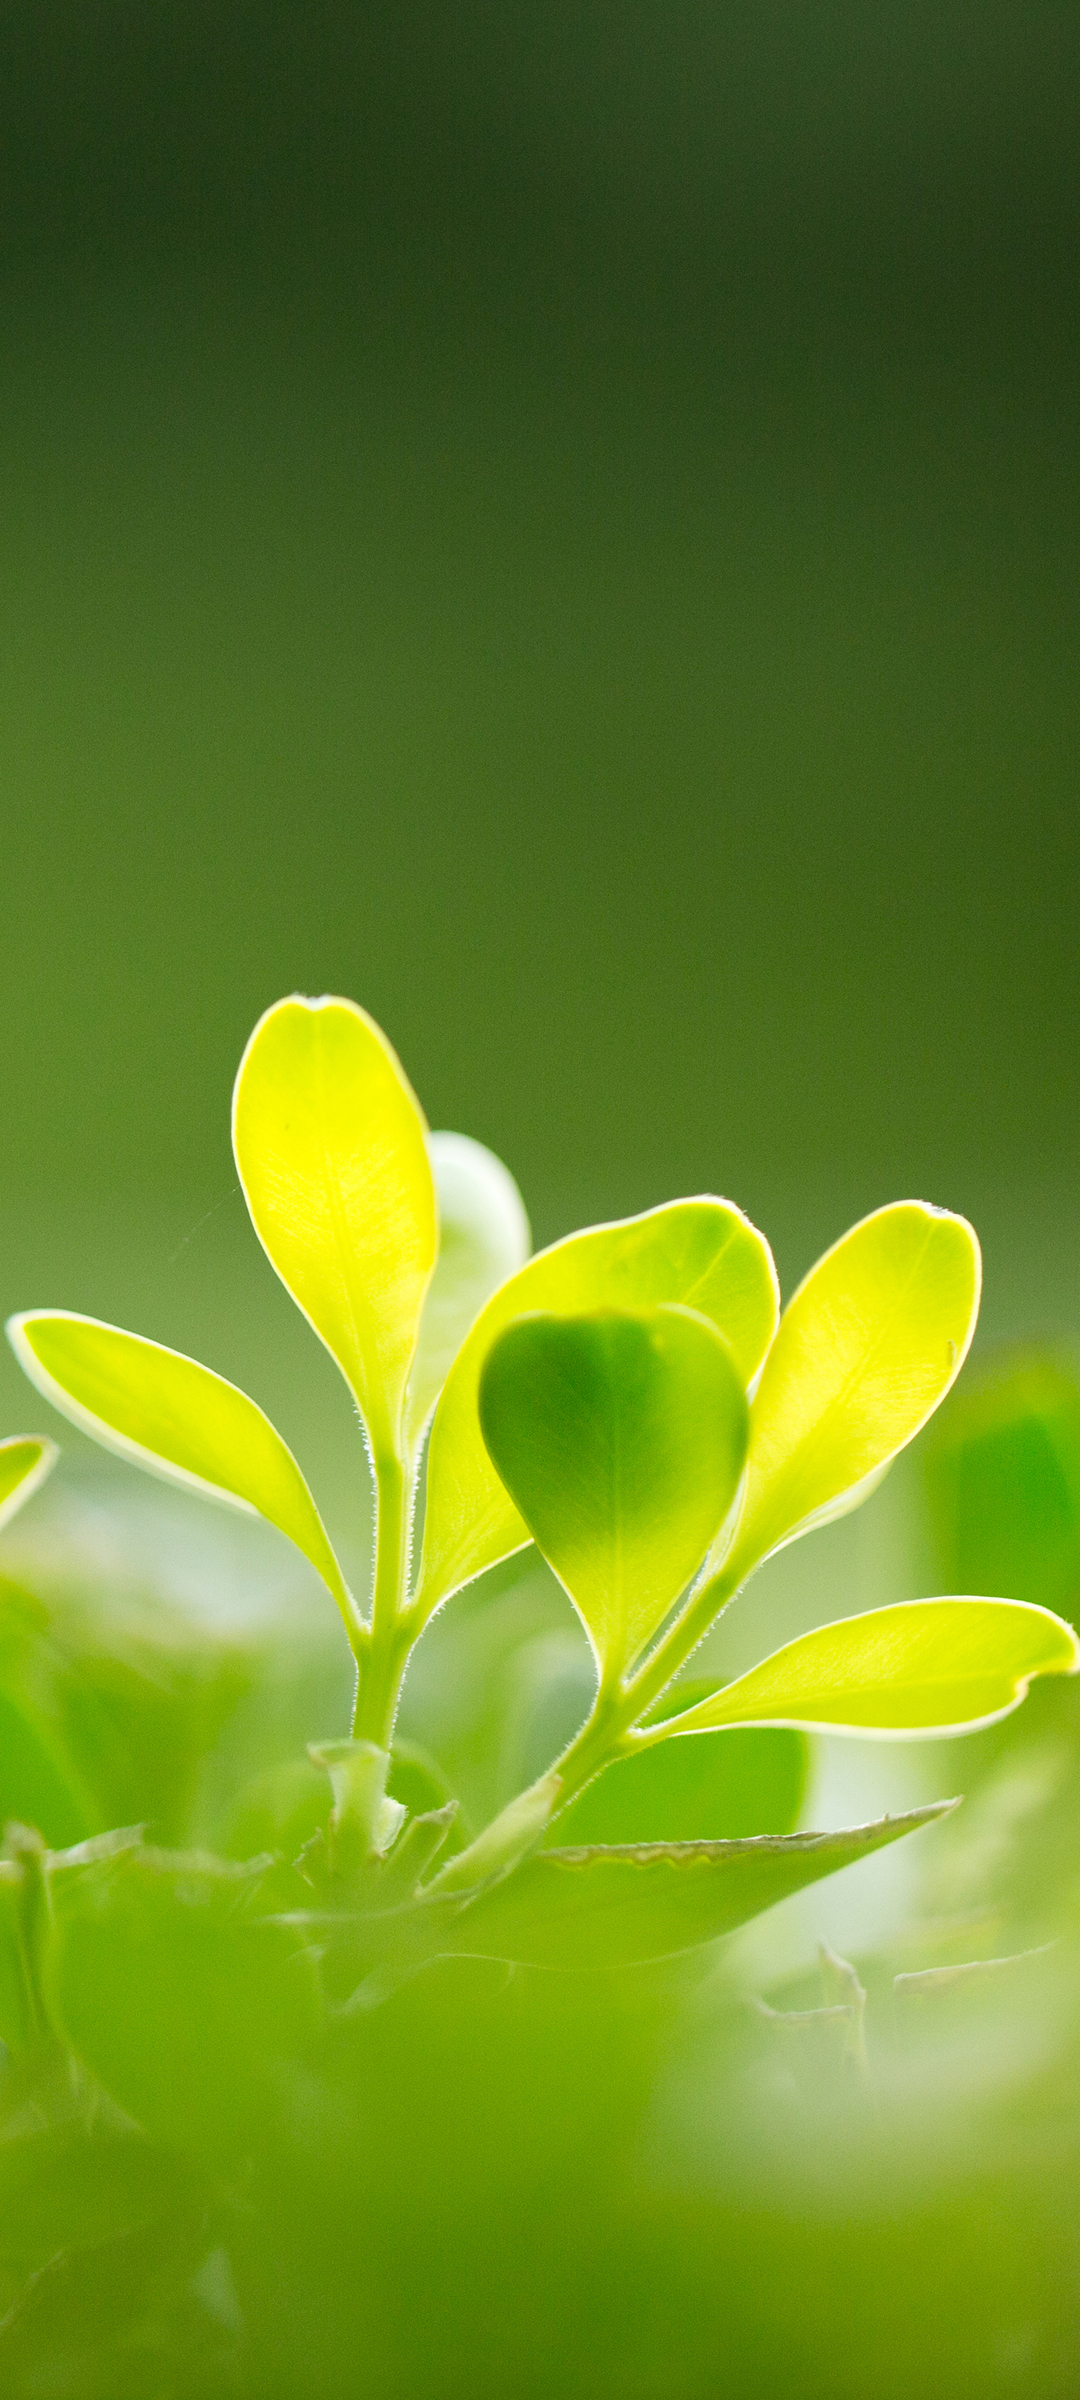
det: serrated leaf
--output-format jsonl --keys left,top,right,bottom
{"left": 414, "top": 1197, "right": 778, "bottom": 1623}
{"left": 405, "top": 1132, "right": 531, "bottom": 1453}
{"left": 553, "top": 1724, "right": 807, "bottom": 1845}
{"left": 45, "top": 1841, "right": 320, "bottom": 2156}
{"left": 443, "top": 1803, "right": 956, "bottom": 1968}
{"left": 0, "top": 1436, "right": 57, "bottom": 1533}
{"left": 232, "top": 994, "right": 437, "bottom": 1458}
{"left": 722, "top": 1201, "right": 981, "bottom": 1584}
{"left": 661, "top": 1597, "right": 1080, "bottom": 1739}
{"left": 7, "top": 1312, "right": 352, "bottom": 1622}
{"left": 478, "top": 1306, "right": 749, "bottom": 1675}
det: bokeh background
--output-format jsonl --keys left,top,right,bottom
{"left": 0, "top": 2, "right": 1077, "bottom": 1589}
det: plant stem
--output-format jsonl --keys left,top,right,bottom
{"left": 434, "top": 1556, "right": 750, "bottom": 1889}
{"left": 621, "top": 1555, "right": 743, "bottom": 1723}
{"left": 351, "top": 1451, "right": 412, "bottom": 1747}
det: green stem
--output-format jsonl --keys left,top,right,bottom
{"left": 621, "top": 1554, "right": 744, "bottom": 1724}
{"left": 434, "top": 1556, "right": 750, "bottom": 1891}
{"left": 351, "top": 1451, "right": 412, "bottom": 1747}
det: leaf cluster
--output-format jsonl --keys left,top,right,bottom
{"left": 0, "top": 994, "right": 1074, "bottom": 2019}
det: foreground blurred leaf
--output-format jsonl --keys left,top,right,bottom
{"left": 405, "top": 1132, "right": 531, "bottom": 1453}
{"left": 662, "top": 1597, "right": 1080, "bottom": 1737}
{"left": 0, "top": 1437, "right": 57, "bottom": 1533}
{"left": 46, "top": 1839, "right": 320, "bottom": 2156}
{"left": 0, "top": 1862, "right": 31, "bottom": 2050}
{"left": 7, "top": 1313, "right": 351, "bottom": 1620}
{"left": 0, "top": 1692, "right": 95, "bottom": 1854}
{"left": 415, "top": 1198, "right": 777, "bottom": 1622}
{"left": 0, "top": 2117, "right": 187, "bottom": 2269}
{"left": 478, "top": 1307, "right": 748, "bottom": 1675}
{"left": 445, "top": 1803, "right": 956, "bottom": 1968}
{"left": 233, "top": 994, "right": 436, "bottom": 1457}
{"left": 722, "top": 1202, "right": 981, "bottom": 1584}
{"left": 553, "top": 1720, "right": 808, "bottom": 1844}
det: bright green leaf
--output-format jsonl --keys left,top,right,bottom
{"left": 553, "top": 1724, "right": 808, "bottom": 1845}
{"left": 7, "top": 1311, "right": 353, "bottom": 1624}
{"left": 722, "top": 1201, "right": 981, "bottom": 1586}
{"left": 414, "top": 1197, "right": 778, "bottom": 1623}
{"left": 478, "top": 1307, "right": 749, "bottom": 1675}
{"left": 0, "top": 1436, "right": 56, "bottom": 1533}
{"left": 443, "top": 1802, "right": 957, "bottom": 1969}
{"left": 405, "top": 1132, "right": 531, "bottom": 1453}
{"left": 232, "top": 994, "right": 437, "bottom": 1458}
{"left": 660, "top": 1597, "right": 1080, "bottom": 1739}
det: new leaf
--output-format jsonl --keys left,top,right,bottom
{"left": 0, "top": 1434, "right": 57, "bottom": 1532}
{"left": 7, "top": 1312, "right": 352, "bottom": 1623}
{"left": 414, "top": 1198, "right": 777, "bottom": 1623}
{"left": 478, "top": 1306, "right": 749, "bottom": 1677}
{"left": 232, "top": 994, "right": 437, "bottom": 1461}
{"left": 659, "top": 1597, "right": 1080, "bottom": 1738}
{"left": 721, "top": 1201, "right": 981, "bottom": 1585}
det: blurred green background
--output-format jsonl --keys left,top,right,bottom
{"left": 0, "top": 2, "right": 1077, "bottom": 1548}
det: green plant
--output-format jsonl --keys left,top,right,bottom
{"left": 5, "top": 994, "right": 1075, "bottom": 1997}
{"left": 2, "top": 997, "right": 1080, "bottom": 2399}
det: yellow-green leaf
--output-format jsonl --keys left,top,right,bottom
{"left": 0, "top": 1435, "right": 57, "bottom": 1532}
{"left": 404, "top": 1132, "right": 530, "bottom": 1453}
{"left": 413, "top": 1197, "right": 778, "bottom": 1623}
{"left": 442, "top": 1803, "right": 956, "bottom": 1969}
{"left": 722, "top": 1201, "right": 981, "bottom": 1585}
{"left": 660, "top": 1597, "right": 1080, "bottom": 1738}
{"left": 478, "top": 1307, "right": 749, "bottom": 1675}
{"left": 232, "top": 995, "right": 437, "bottom": 1459}
{"left": 7, "top": 1311, "right": 352, "bottom": 1624}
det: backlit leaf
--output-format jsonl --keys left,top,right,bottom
{"left": 405, "top": 1132, "right": 531, "bottom": 1453}
{"left": 660, "top": 1597, "right": 1080, "bottom": 1738}
{"left": 478, "top": 1307, "right": 749, "bottom": 1675}
{"left": 414, "top": 1197, "right": 777, "bottom": 1623}
{"left": 7, "top": 1311, "right": 352, "bottom": 1623}
{"left": 0, "top": 1436, "right": 56, "bottom": 1533}
{"left": 232, "top": 995, "right": 437, "bottom": 1458}
{"left": 721, "top": 1202, "right": 980, "bottom": 1585}
{"left": 444, "top": 1803, "right": 956, "bottom": 1968}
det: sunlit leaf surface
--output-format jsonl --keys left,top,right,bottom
{"left": 478, "top": 1306, "right": 748, "bottom": 1674}
{"left": 233, "top": 994, "right": 437, "bottom": 1457}
{"left": 8, "top": 1312, "right": 351, "bottom": 1619}
{"left": 415, "top": 1197, "right": 777, "bottom": 1622}
{"left": 722, "top": 1202, "right": 981, "bottom": 1584}
{"left": 0, "top": 1436, "right": 57, "bottom": 1533}
{"left": 661, "top": 1597, "right": 1080, "bottom": 1738}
